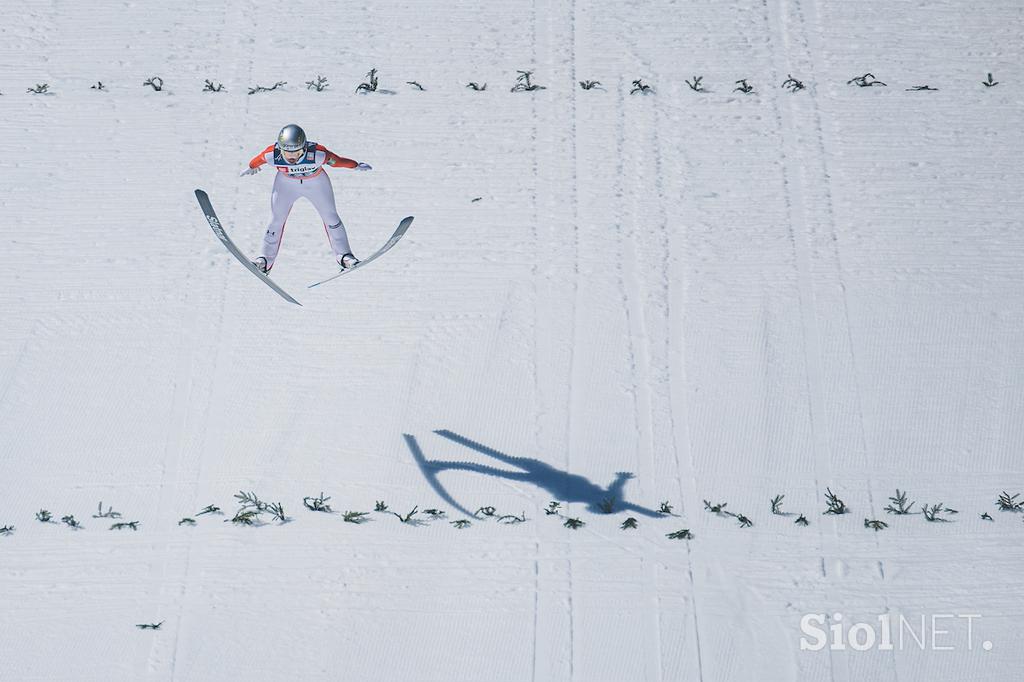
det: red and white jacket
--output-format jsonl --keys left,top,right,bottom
{"left": 248, "top": 142, "right": 358, "bottom": 180}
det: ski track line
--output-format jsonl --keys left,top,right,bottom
{"left": 617, "top": 30, "right": 704, "bottom": 679}
{"left": 763, "top": 0, "right": 844, "bottom": 680}
{"left": 797, "top": 0, "right": 899, "bottom": 679}
{"left": 610, "top": 72, "right": 664, "bottom": 682}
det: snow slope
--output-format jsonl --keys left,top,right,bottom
{"left": 1, "top": 0, "right": 1023, "bottom": 680}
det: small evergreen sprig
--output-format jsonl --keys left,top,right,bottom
{"left": 93, "top": 502, "right": 122, "bottom": 519}
{"left": 62, "top": 515, "right": 82, "bottom": 529}
{"left": 544, "top": 501, "right": 562, "bottom": 516}
{"left": 305, "top": 75, "right": 329, "bottom": 91}
{"left": 196, "top": 504, "right": 221, "bottom": 516}
{"left": 982, "top": 73, "right": 999, "bottom": 88}
{"left": 226, "top": 509, "right": 261, "bottom": 526}
{"left": 178, "top": 518, "right": 196, "bottom": 526}
{"left": 847, "top": 73, "right": 886, "bottom": 87}
{"left": 510, "top": 70, "right": 545, "bottom": 92}
{"left": 563, "top": 517, "right": 585, "bottom": 529}
{"left": 498, "top": 512, "right": 526, "bottom": 524}
{"left": 202, "top": 79, "right": 224, "bottom": 92}
{"left": 136, "top": 622, "right": 163, "bottom": 630}
{"left": 474, "top": 506, "right": 497, "bottom": 518}
{"left": 823, "top": 488, "right": 848, "bottom": 515}
{"left": 621, "top": 517, "right": 638, "bottom": 530}
{"left": 685, "top": 75, "right": 705, "bottom": 92}
{"left": 906, "top": 85, "right": 938, "bottom": 92}
{"left": 0, "top": 525, "right": 14, "bottom": 535}
{"left": 465, "top": 82, "right": 487, "bottom": 91}
{"left": 884, "top": 489, "right": 915, "bottom": 515}
{"left": 391, "top": 506, "right": 419, "bottom": 523}
{"left": 782, "top": 75, "right": 805, "bottom": 92}
{"left": 996, "top": 491, "right": 1023, "bottom": 512}
{"left": 922, "top": 503, "right": 954, "bottom": 522}
{"left": 451, "top": 519, "right": 471, "bottom": 529}
{"left": 248, "top": 81, "right": 286, "bottom": 95}
{"left": 795, "top": 514, "right": 810, "bottom": 526}
{"left": 598, "top": 497, "right": 615, "bottom": 514}
{"left": 36, "top": 509, "right": 53, "bottom": 523}
{"left": 423, "top": 509, "right": 446, "bottom": 519}
{"left": 579, "top": 80, "right": 601, "bottom": 90}
{"left": 374, "top": 501, "right": 389, "bottom": 512}
{"left": 734, "top": 79, "right": 754, "bottom": 94}
{"left": 27, "top": 83, "right": 51, "bottom": 94}
{"left": 667, "top": 529, "right": 693, "bottom": 540}
{"left": 406, "top": 81, "right": 425, "bottom": 91}
{"left": 356, "top": 68, "right": 379, "bottom": 93}
{"left": 264, "top": 502, "right": 288, "bottom": 523}
{"left": 303, "top": 492, "right": 333, "bottom": 513}
{"left": 770, "top": 494, "right": 785, "bottom": 515}
{"left": 658, "top": 501, "right": 674, "bottom": 515}
{"left": 91, "top": 82, "right": 106, "bottom": 91}
{"left": 343, "top": 511, "right": 369, "bottom": 524}
{"left": 143, "top": 77, "right": 164, "bottom": 92}
{"left": 110, "top": 521, "right": 139, "bottom": 531}
{"left": 864, "top": 519, "right": 888, "bottom": 532}
{"left": 980, "top": 512, "right": 993, "bottom": 521}
{"left": 703, "top": 500, "right": 727, "bottom": 515}
{"left": 630, "top": 79, "right": 653, "bottom": 95}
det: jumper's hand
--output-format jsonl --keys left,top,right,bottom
{"left": 240, "top": 166, "right": 261, "bottom": 177}
{"left": 355, "top": 162, "right": 372, "bottom": 171}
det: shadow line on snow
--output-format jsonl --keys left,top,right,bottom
{"left": 403, "top": 429, "right": 661, "bottom": 518}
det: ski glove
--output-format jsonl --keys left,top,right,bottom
{"left": 240, "top": 166, "right": 262, "bottom": 177}
{"left": 355, "top": 162, "right": 372, "bottom": 171}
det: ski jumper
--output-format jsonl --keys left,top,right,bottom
{"left": 248, "top": 142, "right": 360, "bottom": 270}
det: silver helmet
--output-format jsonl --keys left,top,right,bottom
{"left": 277, "top": 124, "right": 306, "bottom": 152}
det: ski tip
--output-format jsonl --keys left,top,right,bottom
{"left": 194, "top": 188, "right": 207, "bottom": 199}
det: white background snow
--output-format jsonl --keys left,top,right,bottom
{"left": 1, "top": 0, "right": 1023, "bottom": 680}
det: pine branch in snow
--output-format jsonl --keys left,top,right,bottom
{"left": 864, "top": 519, "right": 888, "bottom": 531}
{"left": 474, "top": 506, "right": 497, "bottom": 518}
{"left": 306, "top": 75, "right": 329, "bottom": 91}
{"left": 465, "top": 82, "right": 487, "bottom": 91}
{"left": 248, "top": 81, "right": 286, "bottom": 95}
{"left": 782, "top": 75, "right": 805, "bottom": 92}
{"left": 667, "top": 529, "right": 693, "bottom": 540}
{"left": 451, "top": 519, "right": 471, "bottom": 529}
{"left": 983, "top": 73, "right": 999, "bottom": 87}
{"left": 93, "top": 502, "right": 122, "bottom": 519}
{"left": 823, "top": 488, "right": 848, "bottom": 515}
{"left": 685, "top": 75, "right": 704, "bottom": 92}
{"left": 303, "top": 492, "right": 333, "bottom": 513}
{"left": 579, "top": 80, "right": 601, "bottom": 90}
{"left": 178, "top": 518, "right": 196, "bottom": 526}
{"left": 847, "top": 73, "right": 887, "bottom": 87}
{"left": 511, "top": 70, "right": 545, "bottom": 92}
{"left": 795, "top": 514, "right": 810, "bottom": 526}
{"left": 375, "top": 501, "right": 389, "bottom": 512}
{"left": 630, "top": 79, "right": 653, "bottom": 95}
{"left": 36, "top": 509, "right": 53, "bottom": 523}
{"left": 142, "top": 77, "right": 163, "bottom": 91}
{"left": 884, "top": 489, "right": 915, "bottom": 515}
{"left": 658, "top": 501, "right": 674, "bottom": 515}
{"left": 922, "top": 503, "right": 953, "bottom": 522}
{"left": 196, "top": 505, "right": 221, "bottom": 516}
{"left": 343, "top": 511, "right": 370, "bottom": 524}
{"left": 734, "top": 79, "right": 754, "bottom": 94}
{"left": 563, "top": 517, "right": 585, "bottom": 529}
{"left": 391, "top": 506, "right": 419, "bottom": 523}
{"left": 498, "top": 512, "right": 526, "bottom": 524}
{"left": 621, "top": 517, "right": 638, "bottom": 530}
{"left": 423, "top": 509, "right": 446, "bottom": 518}
{"left": 356, "top": 69, "right": 379, "bottom": 93}
{"left": 406, "top": 81, "right": 425, "bottom": 91}
{"left": 544, "top": 501, "right": 562, "bottom": 516}
{"left": 771, "top": 494, "right": 785, "bottom": 515}
{"left": 996, "top": 491, "right": 1023, "bottom": 512}
{"left": 0, "top": 525, "right": 14, "bottom": 535}
{"left": 110, "top": 521, "right": 139, "bottom": 531}
{"left": 61, "top": 515, "right": 82, "bottom": 529}
{"left": 202, "top": 79, "right": 224, "bottom": 92}
{"left": 136, "top": 622, "right": 163, "bottom": 630}
{"left": 980, "top": 512, "right": 993, "bottom": 521}
{"left": 27, "top": 83, "right": 51, "bottom": 94}
{"left": 598, "top": 497, "right": 615, "bottom": 514}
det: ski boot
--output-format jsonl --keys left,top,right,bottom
{"left": 338, "top": 253, "right": 360, "bottom": 270}
{"left": 252, "top": 256, "right": 269, "bottom": 274}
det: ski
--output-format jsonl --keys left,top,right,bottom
{"left": 194, "top": 189, "right": 302, "bottom": 306}
{"left": 308, "top": 216, "right": 414, "bottom": 289}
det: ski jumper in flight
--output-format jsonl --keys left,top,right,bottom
{"left": 240, "top": 123, "right": 371, "bottom": 273}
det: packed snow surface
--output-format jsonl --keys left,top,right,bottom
{"left": 1, "top": 1, "right": 1023, "bottom": 680}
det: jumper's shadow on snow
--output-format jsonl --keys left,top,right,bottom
{"left": 404, "top": 430, "right": 661, "bottom": 519}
